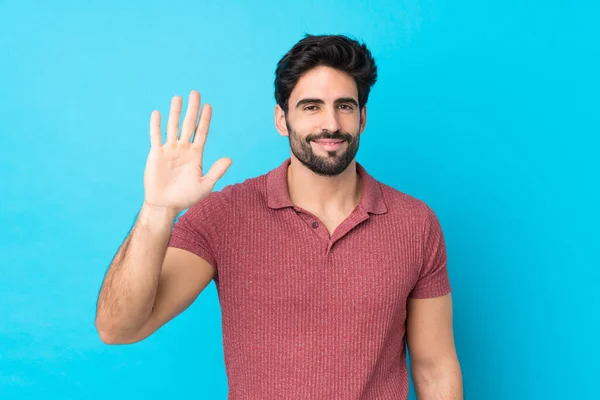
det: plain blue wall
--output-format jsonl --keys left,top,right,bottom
{"left": 1, "top": 0, "right": 598, "bottom": 398}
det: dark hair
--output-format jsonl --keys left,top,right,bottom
{"left": 274, "top": 34, "right": 378, "bottom": 113}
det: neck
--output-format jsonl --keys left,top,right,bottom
{"left": 287, "top": 156, "right": 363, "bottom": 215}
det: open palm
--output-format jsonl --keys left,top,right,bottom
{"left": 143, "top": 90, "right": 232, "bottom": 214}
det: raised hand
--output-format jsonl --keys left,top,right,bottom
{"left": 143, "top": 90, "right": 232, "bottom": 214}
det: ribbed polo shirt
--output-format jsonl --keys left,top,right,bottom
{"left": 168, "top": 157, "right": 452, "bottom": 399}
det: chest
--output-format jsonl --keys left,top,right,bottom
{"left": 215, "top": 210, "right": 422, "bottom": 322}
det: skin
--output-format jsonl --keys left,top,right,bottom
{"left": 407, "top": 294, "right": 463, "bottom": 399}
{"left": 95, "top": 91, "right": 229, "bottom": 345}
{"left": 96, "top": 65, "right": 462, "bottom": 398}
{"left": 274, "top": 65, "right": 366, "bottom": 233}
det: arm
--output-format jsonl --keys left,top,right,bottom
{"left": 406, "top": 293, "right": 463, "bottom": 399}
{"left": 95, "top": 203, "right": 215, "bottom": 344}
{"left": 95, "top": 90, "right": 231, "bottom": 344}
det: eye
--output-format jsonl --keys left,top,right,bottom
{"left": 303, "top": 105, "right": 319, "bottom": 111}
{"left": 338, "top": 104, "right": 354, "bottom": 110}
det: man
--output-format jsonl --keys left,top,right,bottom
{"left": 95, "top": 34, "right": 463, "bottom": 399}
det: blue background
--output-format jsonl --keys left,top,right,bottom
{"left": 1, "top": 0, "right": 598, "bottom": 398}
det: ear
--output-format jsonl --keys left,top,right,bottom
{"left": 359, "top": 105, "right": 367, "bottom": 134}
{"left": 274, "top": 105, "right": 289, "bottom": 137}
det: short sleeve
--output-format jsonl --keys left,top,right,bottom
{"left": 168, "top": 186, "right": 232, "bottom": 272}
{"left": 408, "top": 205, "right": 452, "bottom": 299}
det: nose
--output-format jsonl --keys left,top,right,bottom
{"left": 320, "top": 108, "right": 341, "bottom": 134}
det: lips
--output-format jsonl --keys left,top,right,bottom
{"left": 312, "top": 139, "right": 346, "bottom": 151}
{"left": 313, "top": 139, "right": 344, "bottom": 144}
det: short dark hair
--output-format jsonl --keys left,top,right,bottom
{"left": 274, "top": 34, "right": 378, "bottom": 113}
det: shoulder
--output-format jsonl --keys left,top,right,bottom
{"left": 373, "top": 181, "right": 445, "bottom": 246}
{"left": 378, "top": 182, "right": 435, "bottom": 222}
{"left": 188, "top": 171, "right": 269, "bottom": 214}
{"left": 218, "top": 172, "right": 269, "bottom": 207}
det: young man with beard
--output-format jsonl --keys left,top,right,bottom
{"left": 95, "top": 34, "right": 463, "bottom": 399}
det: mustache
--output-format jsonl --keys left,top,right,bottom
{"left": 306, "top": 130, "right": 353, "bottom": 143}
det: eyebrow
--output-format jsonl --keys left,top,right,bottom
{"left": 295, "top": 97, "right": 359, "bottom": 109}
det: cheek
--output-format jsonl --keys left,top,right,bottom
{"left": 291, "top": 118, "right": 319, "bottom": 136}
{"left": 341, "top": 115, "right": 361, "bottom": 132}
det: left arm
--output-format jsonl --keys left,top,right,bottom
{"left": 406, "top": 293, "right": 463, "bottom": 399}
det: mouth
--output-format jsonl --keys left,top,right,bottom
{"left": 312, "top": 139, "right": 345, "bottom": 151}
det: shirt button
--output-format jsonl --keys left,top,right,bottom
{"left": 312, "top": 222, "right": 319, "bottom": 228}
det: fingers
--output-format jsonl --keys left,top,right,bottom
{"left": 204, "top": 157, "right": 232, "bottom": 183}
{"left": 149, "top": 110, "right": 161, "bottom": 148}
{"left": 179, "top": 90, "right": 201, "bottom": 143}
{"left": 156, "top": 91, "right": 209, "bottom": 147}
{"left": 166, "top": 95, "right": 183, "bottom": 144}
{"left": 192, "top": 103, "right": 212, "bottom": 149}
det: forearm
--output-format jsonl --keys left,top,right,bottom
{"left": 95, "top": 202, "right": 178, "bottom": 343}
{"left": 411, "top": 359, "right": 463, "bottom": 400}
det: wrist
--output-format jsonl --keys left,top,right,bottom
{"left": 139, "top": 202, "right": 179, "bottom": 230}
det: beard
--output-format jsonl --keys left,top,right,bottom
{"left": 286, "top": 117, "right": 360, "bottom": 177}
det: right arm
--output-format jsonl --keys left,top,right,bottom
{"left": 95, "top": 202, "right": 215, "bottom": 344}
{"left": 95, "top": 90, "right": 232, "bottom": 344}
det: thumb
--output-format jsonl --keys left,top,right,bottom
{"left": 204, "top": 157, "right": 233, "bottom": 183}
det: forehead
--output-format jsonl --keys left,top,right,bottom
{"left": 289, "top": 65, "right": 358, "bottom": 102}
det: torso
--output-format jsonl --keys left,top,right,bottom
{"left": 168, "top": 158, "right": 451, "bottom": 399}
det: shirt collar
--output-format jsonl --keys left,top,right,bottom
{"left": 266, "top": 158, "right": 387, "bottom": 214}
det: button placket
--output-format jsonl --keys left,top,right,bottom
{"left": 292, "top": 208, "right": 328, "bottom": 242}
{"left": 308, "top": 218, "right": 329, "bottom": 241}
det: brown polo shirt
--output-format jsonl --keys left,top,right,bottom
{"left": 168, "top": 157, "right": 452, "bottom": 399}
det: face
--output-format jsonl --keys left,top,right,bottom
{"left": 276, "top": 65, "right": 367, "bottom": 176}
